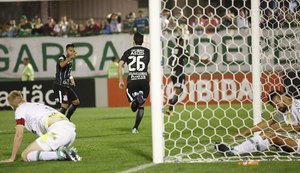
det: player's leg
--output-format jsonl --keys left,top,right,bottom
{"left": 126, "top": 81, "right": 140, "bottom": 112}
{"left": 167, "top": 75, "right": 184, "bottom": 115}
{"left": 22, "top": 140, "right": 67, "bottom": 161}
{"left": 229, "top": 134, "right": 271, "bottom": 155}
{"left": 132, "top": 81, "right": 150, "bottom": 133}
{"left": 23, "top": 121, "right": 77, "bottom": 161}
{"left": 66, "top": 88, "right": 80, "bottom": 120}
{"left": 217, "top": 131, "right": 296, "bottom": 156}
{"left": 53, "top": 83, "right": 68, "bottom": 114}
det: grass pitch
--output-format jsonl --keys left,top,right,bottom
{"left": 0, "top": 106, "right": 299, "bottom": 173}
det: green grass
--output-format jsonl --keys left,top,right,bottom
{"left": 0, "top": 106, "right": 299, "bottom": 173}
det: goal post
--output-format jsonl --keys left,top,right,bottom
{"left": 251, "top": 0, "right": 262, "bottom": 125}
{"left": 149, "top": 0, "right": 164, "bottom": 163}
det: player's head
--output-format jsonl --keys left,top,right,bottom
{"left": 65, "top": 43, "right": 76, "bottom": 57}
{"left": 268, "top": 90, "right": 290, "bottom": 113}
{"left": 134, "top": 32, "right": 144, "bottom": 45}
{"left": 7, "top": 90, "right": 25, "bottom": 110}
{"left": 23, "top": 57, "right": 29, "bottom": 65}
{"left": 176, "top": 37, "right": 184, "bottom": 46}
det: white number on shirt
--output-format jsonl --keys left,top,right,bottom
{"left": 128, "top": 56, "right": 145, "bottom": 71}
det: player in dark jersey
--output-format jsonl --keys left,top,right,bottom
{"left": 166, "top": 37, "right": 210, "bottom": 116}
{"left": 52, "top": 44, "right": 80, "bottom": 120}
{"left": 118, "top": 32, "right": 150, "bottom": 134}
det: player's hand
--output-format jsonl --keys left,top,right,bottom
{"left": 119, "top": 79, "right": 125, "bottom": 89}
{"left": 69, "top": 76, "right": 76, "bottom": 86}
{"left": 69, "top": 52, "right": 77, "bottom": 60}
{"left": 200, "top": 58, "right": 213, "bottom": 65}
{"left": 0, "top": 158, "right": 14, "bottom": 163}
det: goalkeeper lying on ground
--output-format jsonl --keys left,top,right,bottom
{"left": 216, "top": 90, "right": 300, "bottom": 156}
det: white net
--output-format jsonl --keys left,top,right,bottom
{"left": 160, "top": 0, "right": 300, "bottom": 162}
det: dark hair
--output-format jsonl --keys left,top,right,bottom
{"left": 134, "top": 32, "right": 144, "bottom": 45}
{"left": 66, "top": 43, "right": 75, "bottom": 50}
{"left": 268, "top": 90, "right": 286, "bottom": 107}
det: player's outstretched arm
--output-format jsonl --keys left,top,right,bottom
{"left": 236, "top": 118, "right": 277, "bottom": 138}
{"left": 118, "top": 60, "right": 125, "bottom": 89}
{"left": 271, "top": 123, "right": 300, "bottom": 133}
{"left": 0, "top": 125, "right": 24, "bottom": 163}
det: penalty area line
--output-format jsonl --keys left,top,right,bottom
{"left": 117, "top": 163, "right": 157, "bottom": 173}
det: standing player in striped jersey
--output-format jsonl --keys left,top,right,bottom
{"left": 118, "top": 32, "right": 150, "bottom": 134}
{"left": 52, "top": 44, "right": 80, "bottom": 120}
{"left": 166, "top": 37, "right": 210, "bottom": 116}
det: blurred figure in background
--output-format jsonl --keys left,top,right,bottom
{"left": 200, "top": 8, "right": 219, "bottom": 34}
{"left": 109, "top": 13, "right": 121, "bottom": 33}
{"left": 85, "top": 18, "right": 101, "bottom": 35}
{"left": 123, "top": 12, "right": 136, "bottom": 33}
{"left": 68, "top": 18, "right": 78, "bottom": 37}
{"left": 133, "top": 10, "right": 149, "bottom": 34}
{"left": 21, "top": 57, "right": 34, "bottom": 81}
{"left": 106, "top": 57, "right": 120, "bottom": 78}
{"left": 8, "top": 19, "right": 19, "bottom": 37}
{"left": 19, "top": 15, "right": 32, "bottom": 37}
{"left": 43, "top": 17, "right": 56, "bottom": 36}
{"left": 236, "top": 8, "right": 250, "bottom": 29}
{"left": 31, "top": 16, "right": 44, "bottom": 36}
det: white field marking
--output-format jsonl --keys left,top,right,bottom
{"left": 117, "top": 163, "right": 157, "bottom": 173}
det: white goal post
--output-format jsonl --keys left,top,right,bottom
{"left": 149, "top": 0, "right": 164, "bottom": 163}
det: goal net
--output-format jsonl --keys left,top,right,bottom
{"left": 157, "top": 0, "right": 300, "bottom": 162}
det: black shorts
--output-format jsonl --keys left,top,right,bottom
{"left": 171, "top": 74, "right": 186, "bottom": 88}
{"left": 126, "top": 80, "right": 150, "bottom": 103}
{"left": 52, "top": 82, "right": 79, "bottom": 105}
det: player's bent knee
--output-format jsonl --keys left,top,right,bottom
{"left": 73, "top": 99, "right": 80, "bottom": 105}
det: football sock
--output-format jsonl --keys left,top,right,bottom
{"left": 233, "top": 135, "right": 270, "bottom": 154}
{"left": 59, "top": 107, "right": 67, "bottom": 114}
{"left": 66, "top": 104, "right": 78, "bottom": 120}
{"left": 131, "top": 99, "right": 139, "bottom": 112}
{"left": 133, "top": 107, "right": 144, "bottom": 129}
{"left": 168, "top": 95, "right": 178, "bottom": 111}
{"left": 27, "top": 151, "right": 60, "bottom": 161}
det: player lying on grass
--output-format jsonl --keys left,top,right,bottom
{"left": 0, "top": 90, "right": 80, "bottom": 163}
{"left": 216, "top": 90, "right": 300, "bottom": 156}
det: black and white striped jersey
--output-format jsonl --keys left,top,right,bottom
{"left": 169, "top": 46, "right": 189, "bottom": 76}
{"left": 54, "top": 55, "right": 72, "bottom": 86}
